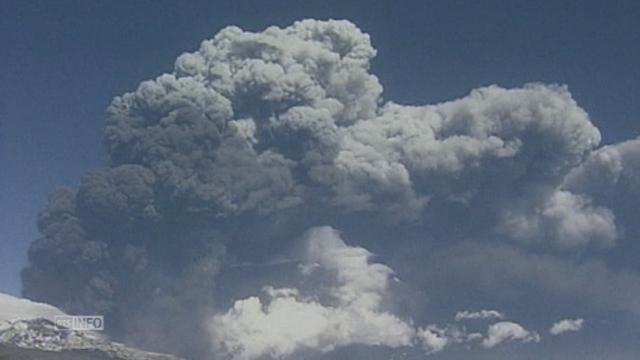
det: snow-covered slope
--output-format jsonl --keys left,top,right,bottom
{"left": 0, "top": 293, "right": 184, "bottom": 360}
{"left": 0, "top": 293, "right": 66, "bottom": 323}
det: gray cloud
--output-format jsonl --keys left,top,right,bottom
{"left": 426, "top": 242, "right": 640, "bottom": 315}
{"left": 497, "top": 189, "right": 617, "bottom": 248}
{"left": 21, "top": 18, "right": 640, "bottom": 360}
{"left": 565, "top": 137, "right": 640, "bottom": 239}
{"left": 103, "top": 18, "right": 606, "bottom": 228}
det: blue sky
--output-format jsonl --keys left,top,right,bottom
{"left": 1, "top": 1, "right": 640, "bottom": 359}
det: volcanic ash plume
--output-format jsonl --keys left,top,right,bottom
{"left": 21, "top": 19, "right": 639, "bottom": 359}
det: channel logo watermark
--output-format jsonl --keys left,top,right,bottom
{"left": 54, "top": 315, "right": 104, "bottom": 331}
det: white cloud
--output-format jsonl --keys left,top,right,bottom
{"left": 210, "top": 228, "right": 552, "bottom": 359}
{"left": 417, "top": 326, "right": 453, "bottom": 354}
{"left": 416, "top": 324, "right": 476, "bottom": 355}
{"left": 209, "top": 226, "right": 415, "bottom": 360}
{"left": 455, "top": 309, "right": 505, "bottom": 321}
{"left": 418, "top": 313, "right": 544, "bottom": 355}
{"left": 549, "top": 318, "right": 585, "bottom": 335}
{"left": 482, "top": 321, "right": 540, "bottom": 348}
{"left": 416, "top": 326, "right": 449, "bottom": 354}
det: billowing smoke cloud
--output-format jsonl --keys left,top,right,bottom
{"left": 497, "top": 189, "right": 617, "bottom": 248}
{"left": 565, "top": 138, "right": 640, "bottom": 239}
{"left": 97, "top": 18, "right": 607, "bottom": 236}
{"left": 210, "top": 227, "right": 414, "bottom": 359}
{"left": 21, "top": 18, "right": 639, "bottom": 359}
{"left": 549, "top": 318, "right": 585, "bottom": 335}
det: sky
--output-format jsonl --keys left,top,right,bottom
{"left": 1, "top": 1, "right": 640, "bottom": 359}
